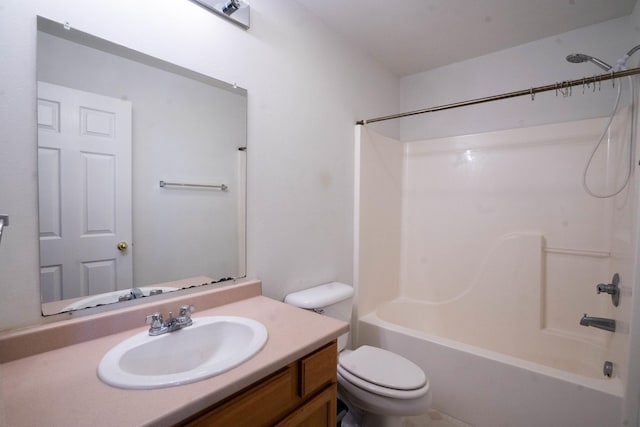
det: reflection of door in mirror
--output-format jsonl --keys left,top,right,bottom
{"left": 38, "top": 82, "right": 133, "bottom": 303}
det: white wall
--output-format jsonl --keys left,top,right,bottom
{"left": 0, "top": 0, "right": 399, "bottom": 330}
{"left": 399, "top": 14, "right": 640, "bottom": 142}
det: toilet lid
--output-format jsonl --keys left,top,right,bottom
{"left": 338, "top": 346, "right": 426, "bottom": 391}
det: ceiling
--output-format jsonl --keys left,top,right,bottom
{"left": 293, "top": 0, "right": 638, "bottom": 77}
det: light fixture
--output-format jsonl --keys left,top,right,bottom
{"left": 191, "top": 0, "right": 250, "bottom": 29}
{"left": 222, "top": 0, "right": 243, "bottom": 15}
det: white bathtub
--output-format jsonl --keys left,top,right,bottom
{"left": 358, "top": 303, "right": 624, "bottom": 427}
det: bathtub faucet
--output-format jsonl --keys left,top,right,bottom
{"left": 580, "top": 314, "right": 616, "bottom": 332}
{"left": 596, "top": 273, "right": 620, "bottom": 307}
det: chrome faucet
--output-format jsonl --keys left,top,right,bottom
{"left": 580, "top": 314, "right": 616, "bottom": 332}
{"left": 145, "top": 305, "right": 195, "bottom": 336}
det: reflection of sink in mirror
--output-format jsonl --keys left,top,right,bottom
{"left": 98, "top": 316, "right": 268, "bottom": 389}
{"left": 61, "top": 287, "right": 178, "bottom": 311}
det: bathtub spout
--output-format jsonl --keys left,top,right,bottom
{"left": 580, "top": 314, "right": 616, "bottom": 332}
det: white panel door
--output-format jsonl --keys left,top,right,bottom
{"left": 38, "top": 81, "right": 132, "bottom": 301}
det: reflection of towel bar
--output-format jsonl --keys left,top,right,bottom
{"left": 544, "top": 246, "right": 610, "bottom": 258}
{"left": 0, "top": 215, "right": 8, "bottom": 246}
{"left": 159, "top": 180, "right": 228, "bottom": 191}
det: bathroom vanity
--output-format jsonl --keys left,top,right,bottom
{"left": 0, "top": 280, "right": 347, "bottom": 426}
{"left": 178, "top": 341, "right": 338, "bottom": 426}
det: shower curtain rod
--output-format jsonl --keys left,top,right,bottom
{"left": 356, "top": 67, "right": 640, "bottom": 125}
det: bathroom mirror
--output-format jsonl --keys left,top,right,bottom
{"left": 37, "top": 17, "right": 247, "bottom": 316}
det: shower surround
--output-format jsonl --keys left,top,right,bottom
{"left": 354, "top": 115, "right": 637, "bottom": 426}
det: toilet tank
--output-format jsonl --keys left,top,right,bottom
{"left": 284, "top": 282, "right": 354, "bottom": 350}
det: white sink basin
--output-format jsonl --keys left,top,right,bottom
{"left": 62, "top": 286, "right": 178, "bottom": 311}
{"left": 98, "top": 316, "right": 268, "bottom": 389}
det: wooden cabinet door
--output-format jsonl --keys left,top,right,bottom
{"left": 276, "top": 385, "right": 337, "bottom": 427}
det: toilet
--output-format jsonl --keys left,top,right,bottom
{"left": 284, "top": 282, "right": 431, "bottom": 427}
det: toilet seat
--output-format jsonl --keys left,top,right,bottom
{"left": 338, "top": 346, "right": 429, "bottom": 399}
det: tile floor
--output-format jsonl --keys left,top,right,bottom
{"left": 402, "top": 409, "right": 472, "bottom": 427}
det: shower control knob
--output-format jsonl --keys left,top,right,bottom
{"left": 596, "top": 273, "right": 620, "bottom": 307}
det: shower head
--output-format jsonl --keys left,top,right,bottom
{"left": 565, "top": 53, "right": 612, "bottom": 72}
{"left": 565, "top": 53, "right": 590, "bottom": 63}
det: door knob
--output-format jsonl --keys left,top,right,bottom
{"left": 117, "top": 241, "right": 129, "bottom": 251}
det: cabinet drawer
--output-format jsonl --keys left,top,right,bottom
{"left": 299, "top": 340, "right": 337, "bottom": 398}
